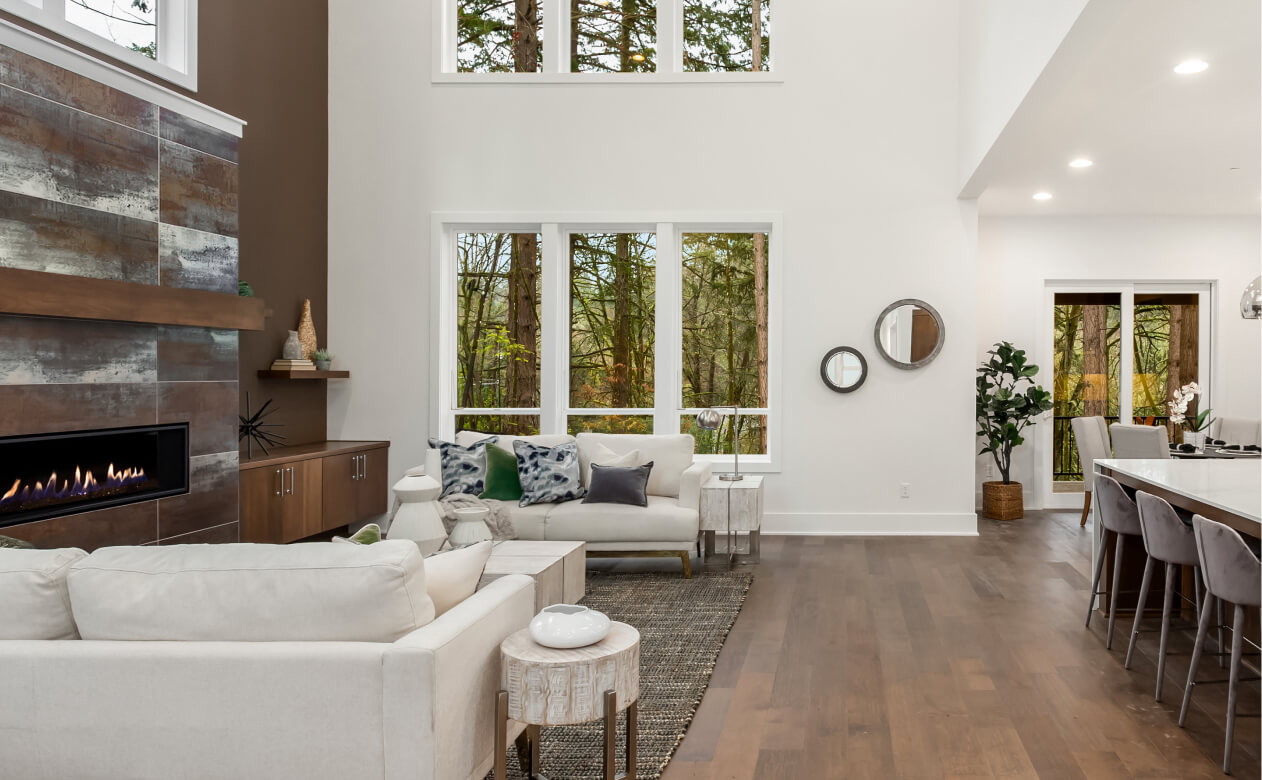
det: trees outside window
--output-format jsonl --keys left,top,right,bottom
{"left": 683, "top": 0, "right": 770, "bottom": 72}
{"left": 571, "top": 0, "right": 656, "bottom": 72}
{"left": 458, "top": 0, "right": 543, "bottom": 72}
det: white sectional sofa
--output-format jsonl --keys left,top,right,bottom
{"left": 0, "top": 541, "right": 533, "bottom": 780}
{"left": 425, "top": 432, "right": 712, "bottom": 577}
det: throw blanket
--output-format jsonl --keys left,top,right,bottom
{"left": 438, "top": 494, "right": 517, "bottom": 541}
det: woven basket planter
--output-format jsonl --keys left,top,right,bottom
{"left": 982, "top": 481, "right": 1024, "bottom": 521}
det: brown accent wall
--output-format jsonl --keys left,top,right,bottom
{"left": 0, "top": 3, "right": 331, "bottom": 445}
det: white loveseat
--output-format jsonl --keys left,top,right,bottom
{"left": 0, "top": 541, "right": 533, "bottom": 780}
{"left": 425, "top": 432, "right": 712, "bottom": 577}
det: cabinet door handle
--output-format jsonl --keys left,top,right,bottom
{"left": 275, "top": 468, "right": 282, "bottom": 496}
{"left": 286, "top": 467, "right": 294, "bottom": 495}
{"left": 351, "top": 456, "right": 358, "bottom": 481}
{"left": 359, "top": 454, "right": 366, "bottom": 480}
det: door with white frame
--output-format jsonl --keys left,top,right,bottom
{"left": 1038, "top": 281, "right": 1213, "bottom": 510}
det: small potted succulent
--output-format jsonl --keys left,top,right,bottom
{"left": 1168, "top": 382, "right": 1212, "bottom": 450}
{"left": 312, "top": 348, "right": 334, "bottom": 371}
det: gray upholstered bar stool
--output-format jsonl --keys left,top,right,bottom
{"left": 1123, "top": 491, "right": 1202, "bottom": 701}
{"left": 1084, "top": 473, "right": 1143, "bottom": 649}
{"left": 1179, "top": 515, "right": 1261, "bottom": 775}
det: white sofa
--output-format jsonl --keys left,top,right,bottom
{"left": 425, "top": 432, "right": 712, "bottom": 577}
{"left": 0, "top": 541, "right": 533, "bottom": 780}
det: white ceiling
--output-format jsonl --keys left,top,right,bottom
{"left": 969, "top": 0, "right": 1260, "bottom": 217}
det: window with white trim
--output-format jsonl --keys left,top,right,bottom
{"left": 1, "top": 0, "right": 197, "bottom": 89}
{"left": 442, "top": 0, "right": 771, "bottom": 80}
{"left": 435, "top": 217, "right": 780, "bottom": 470}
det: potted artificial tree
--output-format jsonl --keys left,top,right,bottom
{"left": 976, "top": 341, "right": 1053, "bottom": 520}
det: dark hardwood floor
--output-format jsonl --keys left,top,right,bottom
{"left": 593, "top": 510, "right": 1260, "bottom": 779}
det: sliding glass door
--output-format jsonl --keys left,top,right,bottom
{"left": 1041, "top": 283, "right": 1211, "bottom": 508}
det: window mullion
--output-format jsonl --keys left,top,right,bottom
{"left": 545, "top": 0, "right": 568, "bottom": 74}
{"left": 655, "top": 222, "right": 680, "bottom": 437}
{"left": 657, "top": 0, "right": 682, "bottom": 74}
{"left": 540, "top": 223, "right": 567, "bottom": 433}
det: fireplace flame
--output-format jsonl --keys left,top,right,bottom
{"left": 0, "top": 463, "right": 149, "bottom": 511}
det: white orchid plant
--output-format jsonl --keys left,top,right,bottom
{"left": 1167, "top": 382, "right": 1213, "bottom": 432}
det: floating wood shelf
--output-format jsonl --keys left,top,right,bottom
{"left": 0, "top": 267, "right": 266, "bottom": 330}
{"left": 257, "top": 369, "right": 350, "bottom": 380}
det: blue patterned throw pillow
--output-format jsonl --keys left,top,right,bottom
{"left": 513, "top": 440, "right": 586, "bottom": 507}
{"left": 428, "top": 437, "right": 497, "bottom": 498}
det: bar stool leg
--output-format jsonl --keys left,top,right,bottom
{"left": 1217, "top": 598, "right": 1226, "bottom": 669}
{"left": 1125, "top": 554, "right": 1155, "bottom": 669}
{"left": 1155, "top": 562, "right": 1175, "bottom": 701}
{"left": 1178, "top": 591, "right": 1215, "bottom": 727}
{"left": 1086, "top": 530, "right": 1110, "bottom": 629}
{"left": 1223, "top": 604, "right": 1244, "bottom": 774}
{"left": 1193, "top": 567, "right": 1202, "bottom": 623}
{"left": 1107, "top": 531, "right": 1126, "bottom": 649}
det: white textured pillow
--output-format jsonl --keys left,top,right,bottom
{"left": 0, "top": 547, "right": 86, "bottom": 639}
{"left": 68, "top": 540, "right": 435, "bottom": 642}
{"left": 578, "top": 441, "right": 642, "bottom": 488}
{"left": 424, "top": 540, "right": 493, "bottom": 616}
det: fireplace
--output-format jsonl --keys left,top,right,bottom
{"left": 0, "top": 424, "right": 189, "bottom": 529}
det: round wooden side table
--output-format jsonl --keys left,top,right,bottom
{"left": 495, "top": 621, "right": 640, "bottom": 780}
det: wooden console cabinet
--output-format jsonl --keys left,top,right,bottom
{"left": 239, "top": 441, "right": 389, "bottom": 543}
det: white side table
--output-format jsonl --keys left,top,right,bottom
{"left": 699, "top": 475, "right": 764, "bottom": 564}
{"left": 496, "top": 622, "right": 640, "bottom": 780}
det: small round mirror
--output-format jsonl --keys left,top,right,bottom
{"left": 820, "top": 347, "right": 867, "bottom": 393}
{"left": 874, "top": 299, "right": 945, "bottom": 369}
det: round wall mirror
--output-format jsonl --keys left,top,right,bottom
{"left": 820, "top": 346, "right": 867, "bottom": 393}
{"left": 874, "top": 299, "right": 945, "bottom": 369}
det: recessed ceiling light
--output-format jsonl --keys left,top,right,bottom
{"left": 1033, "top": 192, "right": 1053, "bottom": 201}
{"left": 1174, "top": 59, "right": 1209, "bottom": 75}
{"left": 1069, "top": 158, "right": 1093, "bottom": 168}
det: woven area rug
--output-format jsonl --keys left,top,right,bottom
{"left": 487, "top": 568, "right": 753, "bottom": 780}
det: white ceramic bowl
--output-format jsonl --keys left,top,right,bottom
{"left": 529, "top": 604, "right": 612, "bottom": 649}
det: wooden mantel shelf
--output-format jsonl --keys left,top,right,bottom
{"left": 0, "top": 267, "right": 266, "bottom": 330}
{"left": 257, "top": 369, "right": 350, "bottom": 380}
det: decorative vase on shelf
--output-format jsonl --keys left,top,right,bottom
{"left": 1183, "top": 431, "right": 1207, "bottom": 451}
{"left": 529, "top": 604, "right": 612, "bottom": 649}
{"left": 297, "top": 299, "right": 319, "bottom": 360}
{"left": 281, "top": 330, "right": 303, "bottom": 360}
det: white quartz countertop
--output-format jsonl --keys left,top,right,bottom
{"left": 1095, "top": 458, "right": 1261, "bottom": 524}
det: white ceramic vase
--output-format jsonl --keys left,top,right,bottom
{"left": 449, "top": 507, "right": 492, "bottom": 546}
{"left": 387, "top": 471, "right": 446, "bottom": 554}
{"left": 529, "top": 604, "right": 612, "bottom": 649}
{"left": 1183, "top": 431, "right": 1207, "bottom": 451}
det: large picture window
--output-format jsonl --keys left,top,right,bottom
{"left": 436, "top": 216, "right": 780, "bottom": 469}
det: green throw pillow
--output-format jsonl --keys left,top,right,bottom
{"left": 346, "top": 523, "right": 382, "bottom": 544}
{"left": 479, "top": 444, "right": 523, "bottom": 501}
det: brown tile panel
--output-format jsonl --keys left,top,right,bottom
{"left": 157, "top": 327, "right": 237, "bottom": 382}
{"left": 158, "top": 381, "right": 237, "bottom": 456}
{"left": 159, "top": 140, "right": 238, "bottom": 237}
{"left": 0, "top": 315, "right": 156, "bottom": 385}
{"left": 158, "top": 451, "right": 238, "bottom": 539}
{"left": 0, "top": 190, "right": 159, "bottom": 284}
{"left": 0, "top": 85, "right": 159, "bottom": 221}
{"left": 0, "top": 383, "right": 157, "bottom": 437}
{"left": 0, "top": 45, "right": 159, "bottom": 134}
{"left": 158, "top": 223, "right": 238, "bottom": 293}
{"left": 158, "top": 521, "right": 239, "bottom": 545}
{"left": 159, "top": 108, "right": 238, "bottom": 163}
{"left": 1, "top": 500, "right": 157, "bottom": 550}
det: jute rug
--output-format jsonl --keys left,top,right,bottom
{"left": 488, "top": 568, "right": 753, "bottom": 780}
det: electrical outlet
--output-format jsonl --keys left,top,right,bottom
{"left": 899, "top": 482, "right": 911, "bottom": 499}
{"left": 985, "top": 463, "right": 995, "bottom": 479}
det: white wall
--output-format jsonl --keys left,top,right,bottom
{"left": 957, "top": 0, "right": 1088, "bottom": 191}
{"left": 975, "top": 216, "right": 1262, "bottom": 507}
{"left": 328, "top": 0, "right": 979, "bottom": 534}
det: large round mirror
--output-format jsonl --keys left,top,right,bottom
{"left": 820, "top": 346, "right": 867, "bottom": 393}
{"left": 874, "top": 299, "right": 945, "bottom": 369}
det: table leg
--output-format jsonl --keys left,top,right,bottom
{"left": 603, "top": 689, "right": 617, "bottom": 780}
{"left": 626, "top": 699, "right": 637, "bottom": 779}
{"left": 749, "top": 530, "right": 760, "bottom": 562}
{"left": 703, "top": 530, "right": 715, "bottom": 557}
{"left": 494, "top": 690, "right": 507, "bottom": 780}
{"left": 528, "top": 724, "right": 541, "bottom": 778}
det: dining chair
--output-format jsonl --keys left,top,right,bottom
{"left": 1109, "top": 423, "right": 1170, "bottom": 459}
{"left": 1125, "top": 492, "right": 1202, "bottom": 701}
{"left": 1070, "top": 416, "right": 1111, "bottom": 527}
{"left": 1084, "top": 474, "right": 1143, "bottom": 649}
{"left": 1212, "top": 417, "right": 1262, "bottom": 447}
{"left": 1179, "top": 515, "right": 1262, "bottom": 774}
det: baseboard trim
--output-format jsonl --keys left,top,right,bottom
{"left": 762, "top": 512, "right": 978, "bottom": 536}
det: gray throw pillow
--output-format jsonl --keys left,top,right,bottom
{"left": 514, "top": 440, "right": 586, "bottom": 506}
{"left": 428, "top": 437, "right": 498, "bottom": 497}
{"left": 583, "top": 462, "right": 654, "bottom": 507}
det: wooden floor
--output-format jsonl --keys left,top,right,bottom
{"left": 595, "top": 511, "right": 1260, "bottom": 779}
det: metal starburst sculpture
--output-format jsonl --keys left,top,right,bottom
{"left": 239, "top": 392, "right": 286, "bottom": 457}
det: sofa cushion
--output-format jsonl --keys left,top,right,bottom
{"left": 424, "top": 540, "right": 492, "bottom": 617}
{"left": 584, "top": 462, "right": 653, "bottom": 507}
{"left": 0, "top": 547, "right": 86, "bottom": 639}
{"left": 576, "top": 433, "right": 694, "bottom": 498}
{"left": 429, "top": 436, "right": 496, "bottom": 497}
{"left": 578, "top": 440, "right": 641, "bottom": 488}
{"left": 545, "top": 496, "right": 699, "bottom": 543}
{"left": 479, "top": 444, "right": 523, "bottom": 502}
{"left": 515, "top": 440, "right": 587, "bottom": 507}
{"left": 504, "top": 502, "right": 551, "bottom": 540}
{"left": 68, "top": 540, "right": 435, "bottom": 642}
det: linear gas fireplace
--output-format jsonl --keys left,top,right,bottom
{"left": 0, "top": 424, "right": 189, "bottom": 529}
